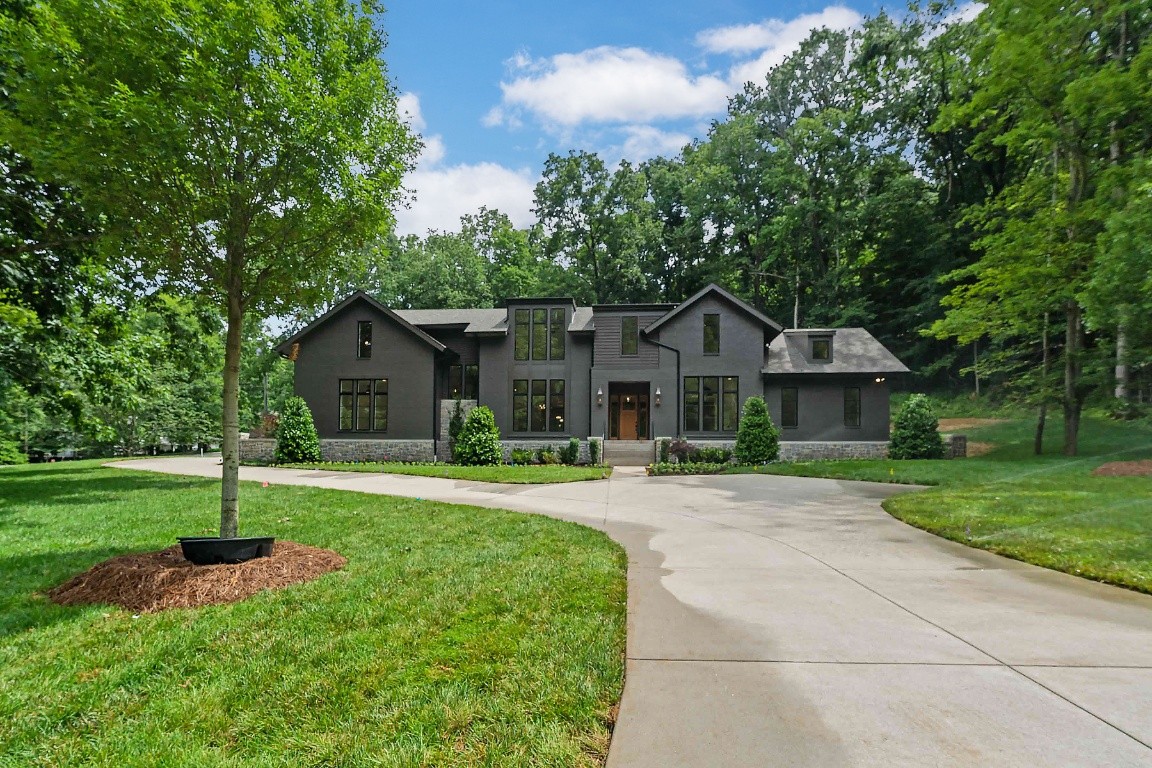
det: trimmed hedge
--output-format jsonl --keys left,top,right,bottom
{"left": 889, "top": 393, "right": 945, "bottom": 460}
{"left": 274, "top": 396, "right": 321, "bottom": 464}
{"left": 734, "top": 396, "right": 779, "bottom": 464}
{"left": 454, "top": 406, "right": 502, "bottom": 466}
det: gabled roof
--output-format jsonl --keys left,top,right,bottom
{"left": 394, "top": 308, "right": 507, "bottom": 334}
{"left": 764, "top": 328, "right": 910, "bottom": 375}
{"left": 642, "top": 283, "right": 783, "bottom": 336}
{"left": 276, "top": 292, "right": 447, "bottom": 357}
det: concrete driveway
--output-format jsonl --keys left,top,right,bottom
{"left": 118, "top": 458, "right": 1152, "bottom": 766}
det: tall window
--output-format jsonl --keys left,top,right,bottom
{"left": 683, "top": 376, "right": 739, "bottom": 432}
{"left": 448, "top": 364, "right": 479, "bottom": 399}
{"left": 515, "top": 308, "right": 565, "bottom": 361}
{"left": 532, "top": 308, "right": 548, "bottom": 361}
{"left": 621, "top": 316, "right": 638, "bottom": 356}
{"left": 811, "top": 336, "right": 832, "bottom": 361}
{"left": 513, "top": 378, "right": 566, "bottom": 432}
{"left": 550, "top": 308, "right": 566, "bottom": 360}
{"left": 339, "top": 378, "right": 388, "bottom": 431}
{"left": 357, "top": 321, "right": 372, "bottom": 359}
{"left": 781, "top": 387, "right": 798, "bottom": 428}
{"left": 722, "top": 377, "right": 739, "bottom": 431}
{"left": 703, "top": 314, "right": 720, "bottom": 355}
{"left": 844, "top": 387, "right": 861, "bottom": 428}
{"left": 514, "top": 309, "right": 530, "bottom": 360}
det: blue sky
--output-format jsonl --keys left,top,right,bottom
{"left": 381, "top": 1, "right": 892, "bottom": 235}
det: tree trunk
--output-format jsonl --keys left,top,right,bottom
{"left": 1062, "top": 302, "right": 1083, "bottom": 457}
{"left": 220, "top": 290, "right": 244, "bottom": 538}
{"left": 1034, "top": 315, "right": 1049, "bottom": 455}
{"left": 1115, "top": 322, "right": 1129, "bottom": 401}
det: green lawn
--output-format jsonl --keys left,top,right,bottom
{"left": 731, "top": 417, "right": 1152, "bottom": 593}
{"left": 273, "top": 461, "right": 612, "bottom": 484}
{"left": 0, "top": 461, "right": 626, "bottom": 767}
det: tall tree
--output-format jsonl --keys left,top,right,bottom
{"left": 5, "top": 0, "right": 418, "bottom": 536}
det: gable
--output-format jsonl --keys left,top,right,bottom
{"left": 276, "top": 292, "right": 446, "bottom": 358}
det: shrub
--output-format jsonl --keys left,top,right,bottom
{"left": 668, "top": 439, "right": 695, "bottom": 463}
{"left": 692, "top": 446, "right": 732, "bottom": 464}
{"left": 250, "top": 412, "right": 280, "bottom": 439}
{"left": 589, "top": 438, "right": 602, "bottom": 466}
{"left": 647, "top": 462, "right": 727, "bottom": 476}
{"left": 558, "top": 437, "right": 580, "bottom": 465}
{"left": 0, "top": 439, "right": 28, "bottom": 465}
{"left": 274, "top": 397, "right": 321, "bottom": 463}
{"left": 658, "top": 437, "right": 671, "bottom": 464}
{"left": 734, "top": 396, "right": 779, "bottom": 464}
{"left": 537, "top": 445, "right": 558, "bottom": 465}
{"left": 889, "top": 393, "right": 945, "bottom": 460}
{"left": 509, "top": 448, "right": 535, "bottom": 465}
{"left": 454, "top": 406, "right": 502, "bottom": 466}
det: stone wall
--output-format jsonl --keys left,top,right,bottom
{"left": 239, "top": 438, "right": 276, "bottom": 462}
{"left": 653, "top": 438, "right": 890, "bottom": 462}
{"left": 437, "top": 399, "right": 478, "bottom": 461}
{"left": 501, "top": 439, "right": 592, "bottom": 464}
{"left": 944, "top": 434, "right": 967, "bottom": 459}
{"left": 320, "top": 439, "right": 436, "bottom": 463}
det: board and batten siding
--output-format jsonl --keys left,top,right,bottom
{"left": 593, "top": 312, "right": 664, "bottom": 368}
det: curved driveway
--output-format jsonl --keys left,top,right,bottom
{"left": 120, "top": 458, "right": 1152, "bottom": 767}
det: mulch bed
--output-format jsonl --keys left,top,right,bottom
{"left": 1092, "top": 460, "right": 1152, "bottom": 477}
{"left": 49, "top": 541, "right": 347, "bottom": 613}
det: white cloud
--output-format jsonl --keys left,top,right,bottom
{"left": 491, "top": 46, "right": 730, "bottom": 128}
{"left": 709, "top": 7, "right": 864, "bottom": 87}
{"left": 397, "top": 92, "right": 426, "bottom": 131}
{"left": 617, "top": 125, "right": 694, "bottom": 162}
{"left": 946, "top": 2, "right": 983, "bottom": 25}
{"left": 397, "top": 162, "right": 536, "bottom": 236}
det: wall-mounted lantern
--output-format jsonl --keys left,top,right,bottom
{"left": 596, "top": 387, "right": 604, "bottom": 407}
{"left": 874, "top": 376, "right": 886, "bottom": 384}
{"left": 654, "top": 387, "right": 662, "bottom": 407}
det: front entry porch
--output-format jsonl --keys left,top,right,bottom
{"left": 608, "top": 382, "right": 650, "bottom": 441}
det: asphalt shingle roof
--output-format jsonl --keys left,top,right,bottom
{"left": 764, "top": 329, "right": 910, "bottom": 375}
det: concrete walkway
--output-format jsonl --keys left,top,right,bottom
{"left": 118, "top": 457, "right": 1152, "bottom": 767}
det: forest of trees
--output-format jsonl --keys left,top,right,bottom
{"left": 3, "top": 1, "right": 1150, "bottom": 461}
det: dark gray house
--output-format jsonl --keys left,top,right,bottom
{"left": 258, "top": 284, "right": 909, "bottom": 464}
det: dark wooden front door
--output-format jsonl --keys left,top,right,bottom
{"left": 609, "top": 389, "right": 649, "bottom": 440}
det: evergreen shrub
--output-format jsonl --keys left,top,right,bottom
{"left": 733, "top": 396, "right": 779, "bottom": 464}
{"left": 274, "top": 396, "right": 321, "bottom": 463}
{"left": 889, "top": 393, "right": 945, "bottom": 459}
{"left": 454, "top": 406, "right": 502, "bottom": 466}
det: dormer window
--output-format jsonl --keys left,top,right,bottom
{"left": 357, "top": 321, "right": 372, "bottom": 359}
{"left": 811, "top": 335, "right": 832, "bottom": 362}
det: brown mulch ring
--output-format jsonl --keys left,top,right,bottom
{"left": 1092, "top": 460, "right": 1152, "bottom": 478}
{"left": 49, "top": 541, "right": 347, "bottom": 614}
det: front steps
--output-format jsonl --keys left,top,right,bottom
{"left": 601, "top": 440, "right": 655, "bottom": 467}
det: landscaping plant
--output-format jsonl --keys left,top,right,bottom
{"left": 454, "top": 406, "right": 503, "bottom": 466}
{"left": 274, "top": 397, "right": 321, "bottom": 464}
{"left": 0, "top": 438, "right": 27, "bottom": 465}
{"left": 734, "top": 396, "right": 780, "bottom": 463}
{"left": 889, "top": 393, "right": 946, "bottom": 460}
{"left": 559, "top": 437, "right": 580, "bottom": 465}
{"left": 448, "top": 398, "right": 466, "bottom": 461}
{"left": 589, "top": 438, "right": 602, "bottom": 466}
{"left": 658, "top": 437, "right": 671, "bottom": 464}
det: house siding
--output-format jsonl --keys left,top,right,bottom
{"left": 593, "top": 312, "right": 664, "bottom": 369}
{"left": 293, "top": 302, "right": 436, "bottom": 440}
{"left": 764, "top": 374, "right": 890, "bottom": 442}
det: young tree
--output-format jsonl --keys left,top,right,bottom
{"left": 4, "top": 0, "right": 418, "bottom": 536}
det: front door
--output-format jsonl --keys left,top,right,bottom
{"left": 609, "top": 389, "right": 649, "bottom": 440}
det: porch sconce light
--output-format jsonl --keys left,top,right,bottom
{"left": 596, "top": 387, "right": 603, "bottom": 407}
{"left": 875, "top": 376, "right": 886, "bottom": 383}
{"left": 654, "top": 387, "right": 662, "bottom": 407}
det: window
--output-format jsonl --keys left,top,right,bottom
{"left": 339, "top": 378, "right": 388, "bottom": 432}
{"left": 516, "top": 307, "right": 565, "bottom": 361}
{"left": 722, "top": 377, "right": 739, "bottom": 431}
{"left": 683, "top": 376, "right": 739, "bottom": 432}
{"left": 621, "top": 316, "right": 639, "bottom": 356}
{"left": 357, "top": 321, "right": 372, "bottom": 359}
{"left": 373, "top": 379, "right": 389, "bottom": 431}
{"left": 532, "top": 308, "right": 548, "bottom": 361}
{"left": 701, "top": 376, "right": 719, "bottom": 431}
{"left": 781, "top": 387, "right": 798, "bottom": 428}
{"left": 513, "top": 379, "right": 529, "bottom": 431}
{"left": 683, "top": 376, "right": 700, "bottom": 432}
{"left": 703, "top": 314, "right": 720, "bottom": 355}
{"left": 513, "top": 378, "right": 567, "bottom": 432}
{"left": 811, "top": 336, "right": 832, "bottom": 361}
{"left": 844, "top": 387, "right": 861, "bottom": 428}
{"left": 550, "top": 308, "right": 566, "bottom": 360}
{"left": 448, "top": 363, "right": 479, "bottom": 399}
{"left": 550, "top": 380, "right": 565, "bottom": 432}
{"left": 514, "top": 309, "right": 530, "bottom": 361}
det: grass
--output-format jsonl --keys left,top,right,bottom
{"left": 729, "top": 416, "right": 1152, "bottom": 593}
{"left": 273, "top": 461, "right": 612, "bottom": 484}
{"left": 0, "top": 460, "right": 626, "bottom": 767}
